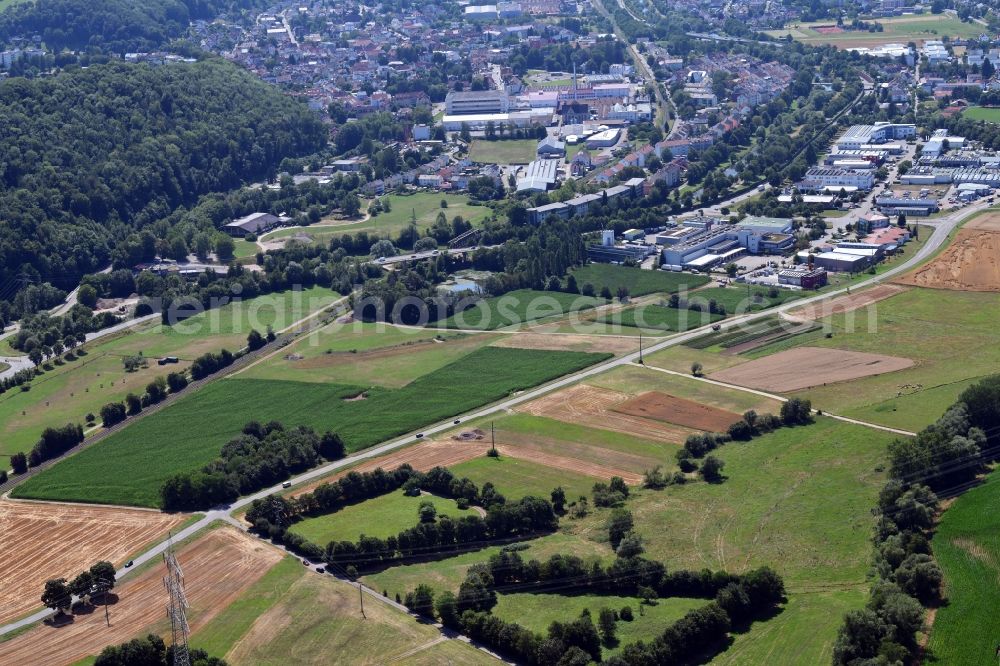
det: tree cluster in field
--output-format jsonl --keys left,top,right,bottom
{"left": 247, "top": 465, "right": 557, "bottom": 570}
{"left": 160, "top": 421, "right": 346, "bottom": 511}
{"left": 0, "top": 367, "right": 36, "bottom": 398}
{"left": 0, "top": 59, "right": 325, "bottom": 315}
{"left": 667, "top": 292, "right": 728, "bottom": 316}
{"left": 10, "top": 305, "right": 118, "bottom": 359}
{"left": 190, "top": 348, "right": 236, "bottom": 380}
{"left": 403, "top": 548, "right": 785, "bottom": 665}
{"left": 27, "top": 423, "right": 83, "bottom": 468}
{"left": 833, "top": 376, "right": 1000, "bottom": 664}
{"left": 675, "top": 400, "right": 814, "bottom": 477}
{"left": 41, "top": 560, "right": 116, "bottom": 615}
{"left": 94, "top": 633, "right": 227, "bottom": 666}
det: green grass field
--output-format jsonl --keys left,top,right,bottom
{"left": 762, "top": 287, "right": 1000, "bottom": 431}
{"left": 468, "top": 139, "right": 537, "bottom": 165}
{"left": 231, "top": 237, "right": 261, "bottom": 260}
{"left": 290, "top": 492, "right": 473, "bottom": 544}
{"left": 489, "top": 412, "right": 669, "bottom": 473}
{"left": 262, "top": 192, "right": 490, "bottom": 247}
{"left": 241, "top": 321, "right": 497, "bottom": 388}
{"left": 567, "top": 264, "right": 710, "bottom": 297}
{"left": 201, "top": 557, "right": 483, "bottom": 665}
{"left": 598, "top": 303, "right": 725, "bottom": 332}
{"left": 962, "top": 106, "right": 1000, "bottom": 122}
{"left": 363, "top": 531, "right": 613, "bottom": 602}
{"left": 613, "top": 417, "right": 895, "bottom": 663}
{"left": 448, "top": 455, "right": 598, "bottom": 502}
{"left": 927, "top": 470, "right": 1000, "bottom": 663}
{"left": 437, "top": 289, "right": 605, "bottom": 330}
{"left": 590, "top": 364, "right": 783, "bottom": 416}
{"left": 15, "top": 347, "right": 609, "bottom": 506}
{"left": 0, "top": 287, "right": 340, "bottom": 460}
{"left": 493, "top": 593, "right": 706, "bottom": 658}
{"left": 767, "top": 14, "right": 984, "bottom": 46}
{"left": 191, "top": 555, "right": 305, "bottom": 658}
{"left": 687, "top": 285, "right": 804, "bottom": 316}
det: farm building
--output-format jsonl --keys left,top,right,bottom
{"left": 224, "top": 212, "right": 279, "bottom": 237}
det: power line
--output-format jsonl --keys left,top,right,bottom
{"left": 163, "top": 533, "right": 191, "bottom": 666}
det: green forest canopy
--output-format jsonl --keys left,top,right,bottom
{"left": 0, "top": 0, "right": 268, "bottom": 52}
{"left": 0, "top": 58, "right": 326, "bottom": 318}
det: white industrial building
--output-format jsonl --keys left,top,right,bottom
{"left": 445, "top": 90, "right": 510, "bottom": 115}
{"left": 835, "top": 123, "right": 916, "bottom": 150}
{"left": 516, "top": 159, "right": 559, "bottom": 192}
{"left": 797, "top": 167, "right": 874, "bottom": 192}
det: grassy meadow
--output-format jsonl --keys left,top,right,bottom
{"left": 927, "top": 470, "right": 1000, "bottom": 663}
{"left": 290, "top": 492, "right": 473, "bottom": 544}
{"left": 468, "top": 139, "right": 537, "bottom": 164}
{"left": 0, "top": 287, "right": 340, "bottom": 460}
{"left": 15, "top": 347, "right": 609, "bottom": 506}
{"left": 766, "top": 14, "right": 984, "bottom": 47}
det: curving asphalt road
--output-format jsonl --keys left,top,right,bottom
{"left": 0, "top": 198, "right": 985, "bottom": 638}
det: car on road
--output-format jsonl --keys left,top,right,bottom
{"left": 124, "top": 560, "right": 134, "bottom": 568}
{"left": 316, "top": 566, "right": 325, "bottom": 573}
{"left": 454, "top": 419, "right": 461, "bottom": 424}
{"left": 416, "top": 433, "right": 424, "bottom": 438}
{"left": 282, "top": 481, "right": 292, "bottom": 489}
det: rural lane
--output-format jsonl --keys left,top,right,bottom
{"left": 0, "top": 199, "right": 982, "bottom": 638}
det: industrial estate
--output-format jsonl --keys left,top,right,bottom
{"left": 2, "top": 0, "right": 1000, "bottom": 664}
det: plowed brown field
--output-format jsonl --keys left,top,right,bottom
{"left": 613, "top": 391, "right": 740, "bottom": 432}
{"left": 788, "top": 284, "right": 908, "bottom": 321}
{"left": 0, "top": 527, "right": 283, "bottom": 666}
{"left": 709, "top": 347, "right": 914, "bottom": 392}
{"left": 292, "top": 439, "right": 486, "bottom": 498}
{"left": 517, "top": 384, "right": 695, "bottom": 444}
{"left": 896, "top": 229, "right": 1000, "bottom": 292}
{"left": 0, "top": 500, "right": 186, "bottom": 625}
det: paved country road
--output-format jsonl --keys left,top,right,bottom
{"left": 0, "top": 199, "right": 985, "bottom": 638}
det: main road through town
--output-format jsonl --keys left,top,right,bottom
{"left": 0, "top": 197, "right": 986, "bottom": 638}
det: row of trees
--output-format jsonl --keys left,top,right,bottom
{"left": 160, "top": 421, "right": 346, "bottom": 511}
{"left": 41, "top": 560, "right": 116, "bottom": 615}
{"left": 98, "top": 370, "right": 189, "bottom": 430}
{"left": 833, "top": 376, "right": 1000, "bottom": 663}
{"left": 247, "top": 465, "right": 557, "bottom": 570}
{"left": 403, "top": 548, "right": 785, "bottom": 665}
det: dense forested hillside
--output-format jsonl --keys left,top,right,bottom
{"left": 0, "top": 58, "right": 326, "bottom": 318}
{"left": 0, "top": 0, "right": 265, "bottom": 52}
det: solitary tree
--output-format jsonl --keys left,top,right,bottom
{"left": 551, "top": 486, "right": 566, "bottom": 514}
{"left": 701, "top": 455, "right": 725, "bottom": 483}
{"left": 418, "top": 500, "right": 437, "bottom": 523}
{"left": 598, "top": 607, "right": 618, "bottom": 646}
{"left": 691, "top": 361, "right": 703, "bottom": 377}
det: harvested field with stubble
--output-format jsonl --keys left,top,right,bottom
{"left": 518, "top": 384, "right": 697, "bottom": 444}
{"left": 0, "top": 528, "right": 282, "bottom": 666}
{"left": 709, "top": 347, "right": 914, "bottom": 392}
{"left": 0, "top": 500, "right": 187, "bottom": 625}
{"left": 613, "top": 391, "right": 740, "bottom": 432}
{"left": 896, "top": 227, "right": 1000, "bottom": 292}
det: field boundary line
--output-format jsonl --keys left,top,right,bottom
{"left": 629, "top": 363, "right": 916, "bottom": 437}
